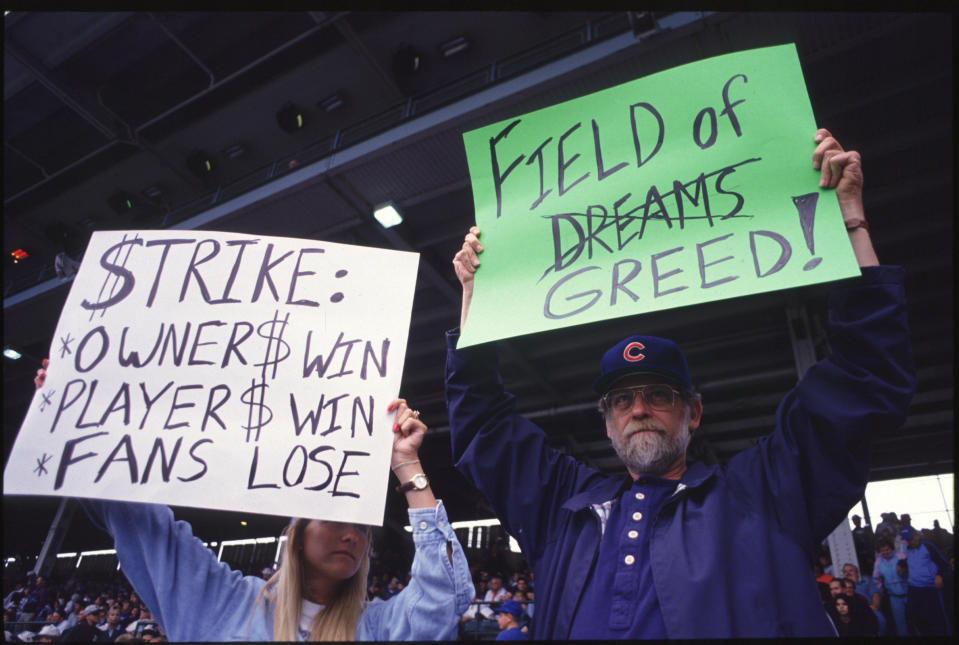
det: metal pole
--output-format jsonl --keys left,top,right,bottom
{"left": 860, "top": 493, "right": 873, "bottom": 529}
{"left": 32, "top": 498, "right": 77, "bottom": 578}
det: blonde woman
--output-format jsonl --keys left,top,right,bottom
{"left": 36, "top": 361, "right": 472, "bottom": 640}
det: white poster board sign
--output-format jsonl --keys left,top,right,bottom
{"left": 3, "top": 230, "right": 419, "bottom": 526}
{"left": 826, "top": 517, "right": 859, "bottom": 577}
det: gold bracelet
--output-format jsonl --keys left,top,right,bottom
{"left": 392, "top": 459, "right": 420, "bottom": 471}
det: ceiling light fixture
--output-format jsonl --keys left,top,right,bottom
{"left": 107, "top": 191, "right": 136, "bottom": 215}
{"left": 392, "top": 45, "right": 422, "bottom": 77}
{"left": 10, "top": 249, "right": 28, "bottom": 263}
{"left": 440, "top": 36, "right": 469, "bottom": 58}
{"left": 187, "top": 150, "right": 215, "bottom": 178}
{"left": 276, "top": 103, "right": 306, "bottom": 133}
{"left": 141, "top": 185, "right": 164, "bottom": 201}
{"left": 318, "top": 94, "right": 344, "bottom": 112}
{"left": 222, "top": 143, "right": 247, "bottom": 159}
{"left": 373, "top": 202, "right": 403, "bottom": 228}
{"left": 3, "top": 347, "right": 22, "bottom": 360}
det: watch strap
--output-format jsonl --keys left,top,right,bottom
{"left": 395, "top": 473, "right": 428, "bottom": 493}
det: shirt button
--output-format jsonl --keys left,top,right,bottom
{"left": 624, "top": 555, "right": 635, "bottom": 565}
{"left": 418, "top": 521, "right": 428, "bottom": 530}
{"left": 635, "top": 492, "right": 645, "bottom": 500}
{"left": 628, "top": 530, "right": 639, "bottom": 539}
{"left": 632, "top": 511, "right": 643, "bottom": 521}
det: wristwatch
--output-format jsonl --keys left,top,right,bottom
{"left": 396, "top": 472, "right": 429, "bottom": 493}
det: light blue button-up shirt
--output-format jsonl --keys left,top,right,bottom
{"left": 84, "top": 499, "right": 472, "bottom": 641}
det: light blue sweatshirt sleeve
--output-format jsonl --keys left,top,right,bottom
{"left": 358, "top": 500, "right": 473, "bottom": 641}
{"left": 82, "top": 499, "right": 271, "bottom": 642}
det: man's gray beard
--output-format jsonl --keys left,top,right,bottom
{"left": 610, "top": 411, "right": 691, "bottom": 476}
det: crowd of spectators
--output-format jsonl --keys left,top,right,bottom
{"left": 815, "top": 511, "right": 953, "bottom": 637}
{"left": 3, "top": 572, "right": 165, "bottom": 643}
{"left": 4, "top": 509, "right": 951, "bottom": 641}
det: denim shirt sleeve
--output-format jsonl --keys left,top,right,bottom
{"left": 81, "top": 499, "right": 269, "bottom": 642}
{"left": 358, "top": 500, "right": 473, "bottom": 641}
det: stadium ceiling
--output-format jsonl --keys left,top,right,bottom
{"left": 3, "top": 11, "right": 952, "bottom": 556}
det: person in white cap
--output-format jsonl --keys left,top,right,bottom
{"left": 35, "top": 624, "right": 60, "bottom": 643}
{"left": 60, "top": 604, "right": 105, "bottom": 642}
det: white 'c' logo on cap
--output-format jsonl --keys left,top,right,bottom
{"left": 623, "top": 342, "right": 645, "bottom": 362}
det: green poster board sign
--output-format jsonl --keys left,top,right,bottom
{"left": 459, "top": 43, "right": 860, "bottom": 348}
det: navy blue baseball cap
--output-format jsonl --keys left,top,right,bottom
{"left": 898, "top": 525, "right": 918, "bottom": 541}
{"left": 593, "top": 334, "right": 693, "bottom": 394}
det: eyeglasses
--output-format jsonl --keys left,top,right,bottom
{"left": 603, "top": 385, "right": 681, "bottom": 412}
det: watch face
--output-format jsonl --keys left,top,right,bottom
{"left": 412, "top": 474, "right": 428, "bottom": 490}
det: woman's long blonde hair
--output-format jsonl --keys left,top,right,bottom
{"left": 253, "top": 518, "right": 370, "bottom": 641}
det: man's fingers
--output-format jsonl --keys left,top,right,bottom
{"left": 820, "top": 148, "right": 846, "bottom": 187}
{"left": 813, "top": 136, "right": 843, "bottom": 170}
{"left": 464, "top": 233, "right": 483, "bottom": 255}
{"left": 819, "top": 149, "right": 833, "bottom": 186}
{"left": 821, "top": 150, "right": 862, "bottom": 189}
{"left": 463, "top": 242, "right": 480, "bottom": 267}
{"left": 827, "top": 154, "right": 846, "bottom": 188}
{"left": 454, "top": 248, "right": 478, "bottom": 274}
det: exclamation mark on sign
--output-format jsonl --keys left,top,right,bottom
{"left": 792, "top": 192, "right": 822, "bottom": 271}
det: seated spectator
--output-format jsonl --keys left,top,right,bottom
{"left": 136, "top": 621, "right": 162, "bottom": 642}
{"left": 826, "top": 578, "right": 845, "bottom": 604}
{"left": 841, "top": 562, "right": 878, "bottom": 605}
{"left": 493, "top": 600, "right": 527, "bottom": 641}
{"left": 16, "top": 630, "right": 36, "bottom": 642}
{"left": 99, "top": 602, "right": 125, "bottom": 641}
{"left": 479, "top": 576, "right": 510, "bottom": 620}
{"left": 460, "top": 585, "right": 483, "bottom": 624}
{"left": 385, "top": 577, "right": 404, "bottom": 598}
{"left": 34, "top": 624, "right": 60, "bottom": 643}
{"left": 840, "top": 578, "right": 878, "bottom": 635}
{"left": 61, "top": 604, "right": 105, "bottom": 642}
{"left": 830, "top": 596, "right": 872, "bottom": 637}
{"left": 511, "top": 591, "right": 533, "bottom": 620}
{"left": 120, "top": 605, "right": 139, "bottom": 631}
{"left": 3, "top": 585, "right": 25, "bottom": 611}
{"left": 814, "top": 562, "right": 833, "bottom": 585}
{"left": 817, "top": 551, "right": 834, "bottom": 579}
{"left": 57, "top": 603, "right": 82, "bottom": 633}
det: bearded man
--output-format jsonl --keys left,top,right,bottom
{"left": 444, "top": 129, "right": 915, "bottom": 639}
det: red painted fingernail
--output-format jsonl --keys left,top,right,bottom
{"left": 387, "top": 402, "right": 394, "bottom": 411}
{"left": 392, "top": 423, "right": 398, "bottom": 432}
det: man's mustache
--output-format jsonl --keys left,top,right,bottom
{"left": 623, "top": 420, "right": 667, "bottom": 437}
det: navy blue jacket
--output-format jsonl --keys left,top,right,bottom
{"left": 445, "top": 266, "right": 915, "bottom": 638}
